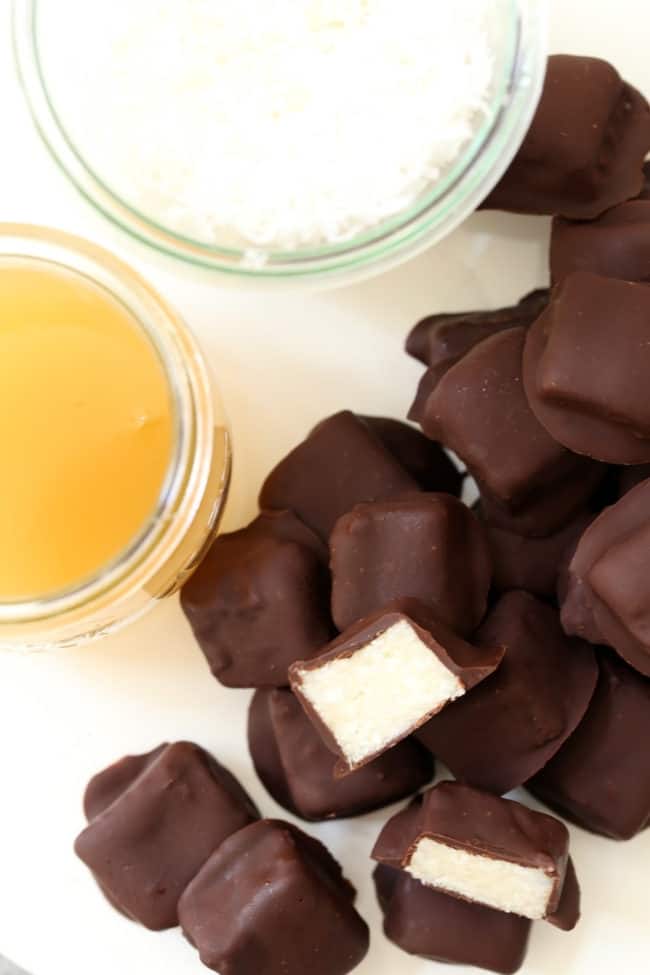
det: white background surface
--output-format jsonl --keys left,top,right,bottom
{"left": 0, "top": 2, "right": 648, "bottom": 973}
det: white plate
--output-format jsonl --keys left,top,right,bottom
{"left": 0, "top": 1, "right": 648, "bottom": 973}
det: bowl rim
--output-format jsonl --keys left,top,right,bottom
{"left": 13, "top": 0, "right": 548, "bottom": 282}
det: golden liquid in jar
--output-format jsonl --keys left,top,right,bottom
{"left": 0, "top": 260, "right": 174, "bottom": 600}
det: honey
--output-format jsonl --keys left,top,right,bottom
{"left": 0, "top": 260, "right": 174, "bottom": 600}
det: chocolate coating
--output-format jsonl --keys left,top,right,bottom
{"left": 374, "top": 865, "right": 532, "bottom": 974}
{"left": 330, "top": 493, "right": 491, "bottom": 634}
{"left": 417, "top": 325, "right": 591, "bottom": 506}
{"left": 477, "top": 461, "right": 606, "bottom": 539}
{"left": 482, "top": 55, "right": 650, "bottom": 218}
{"left": 361, "top": 415, "right": 462, "bottom": 495}
{"left": 551, "top": 200, "right": 650, "bottom": 285}
{"left": 561, "top": 478, "right": 650, "bottom": 676}
{"left": 524, "top": 272, "right": 650, "bottom": 464}
{"left": 248, "top": 687, "right": 434, "bottom": 820}
{"left": 481, "top": 508, "right": 594, "bottom": 598}
{"left": 406, "top": 289, "right": 549, "bottom": 368}
{"left": 372, "top": 782, "right": 571, "bottom": 918}
{"left": 416, "top": 591, "right": 598, "bottom": 794}
{"left": 529, "top": 652, "right": 650, "bottom": 840}
{"left": 291, "top": 599, "right": 503, "bottom": 774}
{"left": 259, "top": 411, "right": 418, "bottom": 540}
{"left": 74, "top": 742, "right": 259, "bottom": 930}
{"left": 178, "top": 819, "right": 370, "bottom": 975}
{"left": 181, "top": 512, "right": 332, "bottom": 688}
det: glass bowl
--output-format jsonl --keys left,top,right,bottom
{"left": 13, "top": 0, "right": 548, "bottom": 287}
{"left": 0, "top": 225, "right": 231, "bottom": 649}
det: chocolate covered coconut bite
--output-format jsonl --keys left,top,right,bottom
{"left": 374, "top": 864, "right": 533, "bottom": 974}
{"left": 551, "top": 200, "right": 650, "bottom": 285}
{"left": 248, "top": 687, "right": 434, "bottom": 820}
{"left": 259, "top": 410, "right": 418, "bottom": 540}
{"left": 483, "top": 54, "right": 650, "bottom": 218}
{"left": 290, "top": 599, "right": 503, "bottom": 775}
{"left": 329, "top": 493, "right": 491, "bottom": 635}
{"left": 523, "top": 272, "right": 650, "bottom": 465}
{"left": 414, "top": 326, "right": 596, "bottom": 507}
{"left": 416, "top": 591, "right": 598, "bottom": 794}
{"left": 561, "top": 478, "right": 650, "bottom": 676}
{"left": 529, "top": 651, "right": 650, "bottom": 840}
{"left": 178, "top": 819, "right": 369, "bottom": 975}
{"left": 406, "top": 289, "right": 549, "bottom": 368}
{"left": 372, "top": 782, "right": 579, "bottom": 927}
{"left": 74, "top": 742, "right": 258, "bottom": 930}
{"left": 181, "top": 510, "right": 332, "bottom": 688}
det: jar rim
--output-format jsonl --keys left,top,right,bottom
{"left": 0, "top": 224, "right": 221, "bottom": 627}
{"left": 13, "top": 0, "right": 549, "bottom": 284}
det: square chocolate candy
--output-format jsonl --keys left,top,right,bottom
{"left": 74, "top": 742, "right": 259, "bottom": 930}
{"left": 551, "top": 200, "right": 650, "bottom": 285}
{"left": 529, "top": 652, "right": 650, "bottom": 840}
{"left": 523, "top": 272, "right": 650, "bottom": 464}
{"left": 483, "top": 55, "right": 650, "bottom": 218}
{"left": 178, "top": 819, "right": 369, "bottom": 975}
{"left": 181, "top": 511, "right": 332, "bottom": 688}
{"left": 329, "top": 493, "right": 491, "bottom": 635}
{"left": 259, "top": 411, "right": 418, "bottom": 540}
{"left": 416, "top": 591, "right": 598, "bottom": 794}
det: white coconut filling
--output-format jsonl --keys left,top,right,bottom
{"left": 407, "top": 837, "right": 556, "bottom": 919}
{"left": 297, "top": 619, "right": 464, "bottom": 766}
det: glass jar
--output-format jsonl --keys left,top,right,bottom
{"left": 13, "top": 0, "right": 548, "bottom": 287}
{"left": 0, "top": 225, "right": 231, "bottom": 649}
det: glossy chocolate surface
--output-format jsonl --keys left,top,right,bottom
{"left": 178, "top": 819, "right": 369, "bottom": 975}
{"left": 75, "top": 742, "right": 259, "bottom": 930}
{"left": 330, "top": 494, "right": 491, "bottom": 634}
{"left": 248, "top": 687, "right": 433, "bottom": 820}
{"left": 416, "top": 592, "right": 598, "bottom": 793}
{"left": 259, "top": 411, "right": 418, "bottom": 540}
{"left": 530, "top": 652, "right": 650, "bottom": 840}
{"left": 483, "top": 55, "right": 650, "bottom": 218}
{"left": 181, "top": 513, "right": 333, "bottom": 688}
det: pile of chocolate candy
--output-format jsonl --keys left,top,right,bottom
{"left": 75, "top": 54, "right": 650, "bottom": 975}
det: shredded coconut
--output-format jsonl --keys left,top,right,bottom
{"left": 38, "top": 0, "right": 496, "bottom": 251}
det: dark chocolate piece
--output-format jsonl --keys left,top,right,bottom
{"left": 481, "top": 508, "right": 593, "bottom": 598}
{"left": 477, "top": 463, "right": 605, "bottom": 538}
{"left": 259, "top": 411, "right": 418, "bottom": 540}
{"left": 524, "top": 272, "right": 650, "bottom": 464}
{"left": 529, "top": 652, "right": 650, "bottom": 840}
{"left": 362, "top": 415, "right": 462, "bottom": 494}
{"left": 416, "top": 326, "right": 591, "bottom": 506}
{"left": 181, "top": 512, "right": 332, "bottom": 688}
{"left": 290, "top": 599, "right": 504, "bottom": 775}
{"left": 248, "top": 687, "right": 433, "bottom": 820}
{"left": 482, "top": 55, "right": 650, "bottom": 218}
{"left": 416, "top": 591, "right": 598, "bottom": 794}
{"left": 330, "top": 493, "right": 491, "bottom": 634}
{"left": 561, "top": 479, "right": 650, "bottom": 676}
{"left": 551, "top": 201, "right": 650, "bottom": 285}
{"left": 372, "top": 782, "right": 573, "bottom": 922}
{"left": 406, "top": 289, "right": 549, "bottom": 367}
{"left": 374, "top": 865, "right": 532, "bottom": 975}
{"left": 178, "top": 819, "right": 370, "bottom": 975}
{"left": 83, "top": 744, "right": 167, "bottom": 821}
{"left": 74, "top": 742, "right": 259, "bottom": 930}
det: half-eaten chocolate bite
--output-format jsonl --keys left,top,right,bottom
{"left": 290, "top": 599, "right": 503, "bottom": 775}
{"left": 372, "top": 782, "right": 578, "bottom": 926}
